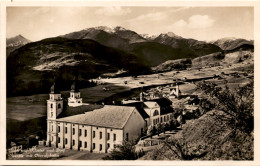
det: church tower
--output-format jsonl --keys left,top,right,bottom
{"left": 46, "top": 82, "right": 63, "bottom": 147}
{"left": 175, "top": 83, "right": 180, "bottom": 98}
{"left": 68, "top": 81, "right": 82, "bottom": 107}
{"left": 140, "top": 92, "right": 145, "bottom": 102}
{"left": 47, "top": 82, "right": 63, "bottom": 120}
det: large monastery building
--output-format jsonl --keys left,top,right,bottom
{"left": 46, "top": 81, "right": 175, "bottom": 153}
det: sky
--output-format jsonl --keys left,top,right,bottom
{"left": 6, "top": 6, "right": 254, "bottom": 42}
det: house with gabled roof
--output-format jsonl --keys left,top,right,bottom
{"left": 122, "top": 97, "right": 174, "bottom": 127}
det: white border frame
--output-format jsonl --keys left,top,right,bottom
{"left": 1, "top": 0, "right": 260, "bottom": 165}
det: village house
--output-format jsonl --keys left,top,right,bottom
{"left": 46, "top": 82, "right": 145, "bottom": 153}
{"left": 122, "top": 92, "right": 174, "bottom": 127}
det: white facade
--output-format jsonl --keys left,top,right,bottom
{"left": 46, "top": 93, "right": 63, "bottom": 146}
{"left": 68, "top": 91, "right": 83, "bottom": 107}
{"left": 46, "top": 88, "right": 145, "bottom": 153}
{"left": 143, "top": 101, "right": 173, "bottom": 126}
{"left": 53, "top": 121, "right": 125, "bottom": 153}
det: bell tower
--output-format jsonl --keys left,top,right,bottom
{"left": 47, "top": 82, "right": 63, "bottom": 147}
{"left": 176, "top": 83, "right": 179, "bottom": 98}
{"left": 140, "top": 92, "right": 144, "bottom": 101}
{"left": 47, "top": 83, "right": 63, "bottom": 120}
{"left": 68, "top": 81, "right": 82, "bottom": 107}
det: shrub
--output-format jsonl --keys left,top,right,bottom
{"left": 147, "top": 125, "right": 157, "bottom": 138}
{"left": 103, "top": 141, "right": 144, "bottom": 160}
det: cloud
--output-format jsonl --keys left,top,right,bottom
{"left": 188, "top": 15, "right": 215, "bottom": 29}
{"left": 95, "top": 6, "right": 131, "bottom": 16}
{"left": 173, "top": 19, "right": 187, "bottom": 27}
{"left": 170, "top": 14, "right": 215, "bottom": 29}
{"left": 127, "top": 12, "right": 167, "bottom": 23}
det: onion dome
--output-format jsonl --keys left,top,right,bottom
{"left": 71, "top": 81, "right": 79, "bottom": 92}
{"left": 50, "top": 82, "right": 60, "bottom": 94}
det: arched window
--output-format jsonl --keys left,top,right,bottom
{"left": 50, "top": 104, "right": 53, "bottom": 108}
{"left": 58, "top": 103, "right": 61, "bottom": 108}
{"left": 153, "top": 110, "right": 159, "bottom": 116}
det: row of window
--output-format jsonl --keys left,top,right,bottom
{"left": 58, "top": 127, "right": 117, "bottom": 141}
{"left": 50, "top": 103, "right": 61, "bottom": 108}
{"left": 71, "top": 94, "right": 80, "bottom": 98}
{"left": 93, "top": 131, "right": 116, "bottom": 141}
{"left": 153, "top": 114, "right": 171, "bottom": 125}
{"left": 57, "top": 137, "right": 115, "bottom": 151}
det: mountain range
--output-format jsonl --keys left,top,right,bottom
{"left": 6, "top": 26, "right": 254, "bottom": 97}
{"left": 210, "top": 37, "right": 254, "bottom": 50}
{"left": 6, "top": 35, "right": 31, "bottom": 56}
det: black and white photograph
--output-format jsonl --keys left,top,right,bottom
{"left": 0, "top": 1, "right": 259, "bottom": 165}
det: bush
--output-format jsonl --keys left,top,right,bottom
{"left": 167, "top": 118, "right": 180, "bottom": 130}
{"left": 103, "top": 141, "right": 144, "bottom": 160}
{"left": 156, "top": 123, "right": 164, "bottom": 135}
{"left": 147, "top": 125, "right": 157, "bottom": 138}
{"left": 199, "top": 98, "right": 215, "bottom": 115}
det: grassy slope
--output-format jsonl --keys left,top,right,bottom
{"left": 141, "top": 110, "right": 253, "bottom": 160}
{"left": 7, "top": 37, "right": 150, "bottom": 97}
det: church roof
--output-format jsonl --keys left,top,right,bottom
{"left": 56, "top": 105, "right": 137, "bottom": 129}
{"left": 150, "top": 98, "right": 172, "bottom": 107}
{"left": 57, "top": 104, "right": 104, "bottom": 118}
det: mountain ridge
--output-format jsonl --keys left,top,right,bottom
{"left": 6, "top": 26, "right": 254, "bottom": 97}
{"left": 210, "top": 37, "right": 253, "bottom": 50}
{"left": 7, "top": 34, "right": 30, "bottom": 47}
{"left": 6, "top": 35, "right": 31, "bottom": 56}
{"left": 60, "top": 26, "right": 223, "bottom": 66}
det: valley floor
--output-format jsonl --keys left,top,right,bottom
{"left": 7, "top": 61, "right": 253, "bottom": 122}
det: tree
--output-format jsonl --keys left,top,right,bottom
{"left": 164, "top": 122, "right": 170, "bottom": 133}
{"left": 199, "top": 98, "right": 215, "bottom": 115}
{"left": 163, "top": 136, "right": 208, "bottom": 160}
{"left": 103, "top": 140, "right": 142, "bottom": 160}
{"left": 174, "top": 103, "right": 184, "bottom": 118}
{"left": 196, "top": 81, "right": 254, "bottom": 134}
{"left": 156, "top": 123, "right": 165, "bottom": 135}
{"left": 168, "top": 118, "right": 180, "bottom": 130}
{"left": 147, "top": 125, "right": 157, "bottom": 138}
